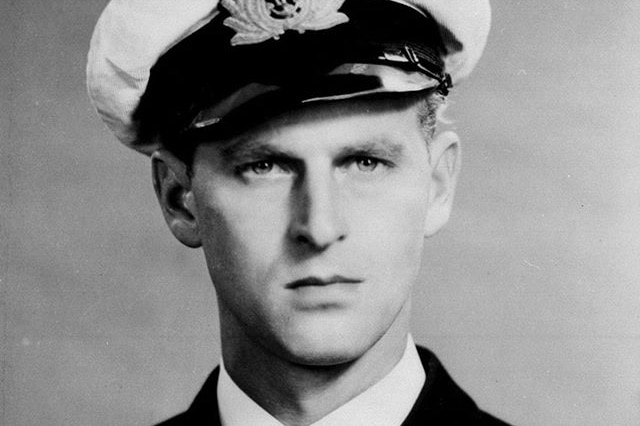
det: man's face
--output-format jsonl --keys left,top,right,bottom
{"left": 185, "top": 100, "right": 445, "bottom": 366}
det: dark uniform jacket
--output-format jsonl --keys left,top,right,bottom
{"left": 157, "top": 346, "right": 511, "bottom": 425}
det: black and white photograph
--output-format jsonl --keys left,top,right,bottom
{"left": 2, "top": 1, "right": 639, "bottom": 425}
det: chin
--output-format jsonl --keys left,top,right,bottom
{"left": 274, "top": 314, "right": 388, "bottom": 367}
{"left": 284, "top": 341, "right": 369, "bottom": 368}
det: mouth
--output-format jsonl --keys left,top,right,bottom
{"left": 286, "top": 275, "right": 363, "bottom": 289}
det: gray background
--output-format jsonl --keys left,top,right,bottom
{"left": 2, "top": 1, "right": 639, "bottom": 425}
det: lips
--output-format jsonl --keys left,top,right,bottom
{"left": 286, "top": 275, "right": 363, "bottom": 289}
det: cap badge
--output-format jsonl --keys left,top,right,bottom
{"left": 221, "top": 0, "right": 349, "bottom": 46}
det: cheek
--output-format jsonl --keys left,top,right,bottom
{"left": 193, "top": 182, "right": 290, "bottom": 294}
{"left": 352, "top": 178, "right": 429, "bottom": 282}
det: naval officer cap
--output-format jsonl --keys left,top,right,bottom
{"left": 87, "top": 0, "right": 491, "bottom": 155}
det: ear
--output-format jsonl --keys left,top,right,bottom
{"left": 151, "top": 150, "right": 202, "bottom": 248}
{"left": 424, "top": 131, "right": 461, "bottom": 238}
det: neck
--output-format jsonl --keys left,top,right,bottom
{"left": 220, "top": 304, "right": 411, "bottom": 426}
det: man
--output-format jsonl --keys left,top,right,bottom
{"left": 87, "top": 0, "right": 509, "bottom": 424}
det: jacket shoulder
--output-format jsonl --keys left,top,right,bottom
{"left": 153, "top": 368, "right": 221, "bottom": 426}
{"left": 402, "top": 346, "right": 513, "bottom": 425}
{"left": 154, "top": 411, "right": 191, "bottom": 426}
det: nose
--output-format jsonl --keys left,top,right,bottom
{"left": 288, "top": 170, "right": 348, "bottom": 251}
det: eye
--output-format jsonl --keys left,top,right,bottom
{"left": 236, "top": 159, "right": 291, "bottom": 178}
{"left": 354, "top": 157, "right": 380, "bottom": 172}
{"left": 250, "top": 160, "right": 275, "bottom": 175}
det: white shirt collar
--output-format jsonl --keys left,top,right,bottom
{"left": 217, "top": 335, "right": 426, "bottom": 426}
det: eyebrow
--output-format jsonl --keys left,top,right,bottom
{"left": 335, "top": 139, "right": 405, "bottom": 161}
{"left": 219, "top": 135, "right": 293, "bottom": 164}
{"left": 219, "top": 134, "right": 406, "bottom": 164}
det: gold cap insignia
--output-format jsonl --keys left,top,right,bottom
{"left": 221, "top": 0, "right": 349, "bottom": 46}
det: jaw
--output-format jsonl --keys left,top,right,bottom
{"left": 218, "top": 291, "right": 413, "bottom": 378}
{"left": 218, "top": 299, "right": 412, "bottom": 424}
